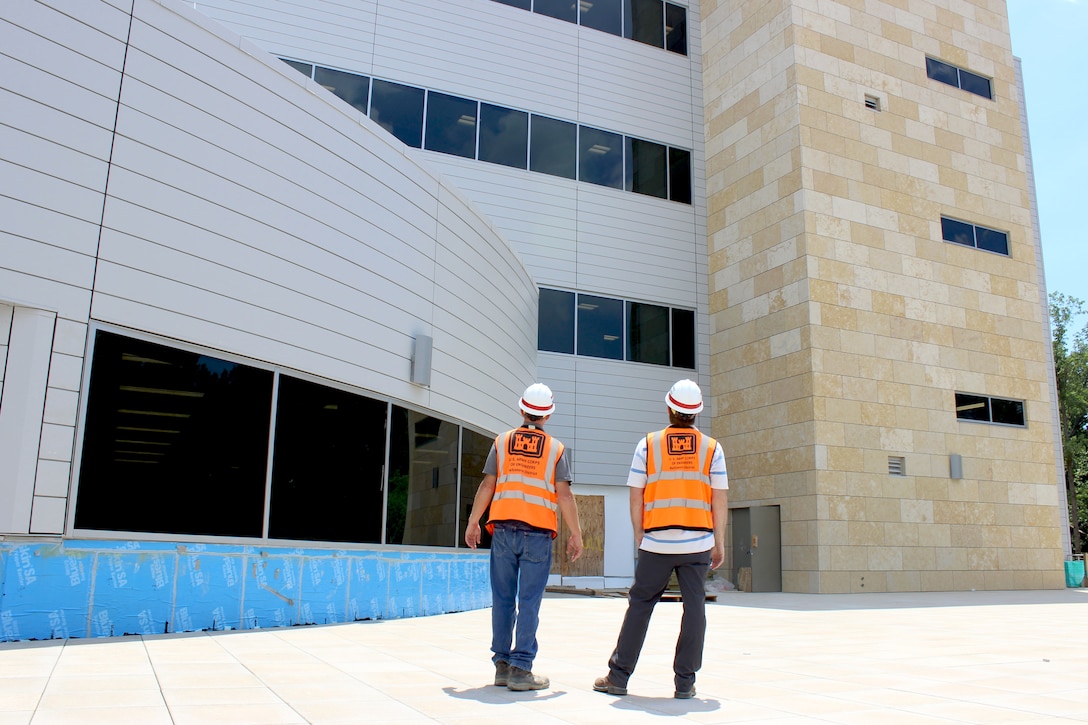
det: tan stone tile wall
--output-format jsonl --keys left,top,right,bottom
{"left": 703, "top": 0, "right": 1064, "bottom": 592}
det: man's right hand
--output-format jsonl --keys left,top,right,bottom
{"left": 465, "top": 521, "right": 482, "bottom": 549}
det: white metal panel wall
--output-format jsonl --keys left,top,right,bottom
{"left": 85, "top": 0, "right": 536, "bottom": 435}
{"left": 1, "top": 0, "right": 135, "bottom": 534}
{"left": 193, "top": 0, "right": 379, "bottom": 73}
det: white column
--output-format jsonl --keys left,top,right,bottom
{"left": 0, "top": 306, "right": 57, "bottom": 534}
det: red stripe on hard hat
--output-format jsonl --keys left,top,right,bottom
{"left": 522, "top": 398, "right": 553, "bottom": 412}
{"left": 668, "top": 393, "right": 701, "bottom": 411}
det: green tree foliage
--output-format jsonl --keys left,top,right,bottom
{"left": 1050, "top": 292, "right": 1088, "bottom": 554}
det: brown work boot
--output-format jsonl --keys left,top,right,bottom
{"left": 593, "top": 675, "right": 627, "bottom": 696}
{"left": 493, "top": 660, "right": 510, "bottom": 686}
{"left": 507, "top": 665, "right": 549, "bottom": 691}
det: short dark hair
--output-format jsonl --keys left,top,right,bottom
{"left": 524, "top": 413, "right": 545, "bottom": 422}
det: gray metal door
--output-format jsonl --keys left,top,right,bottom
{"left": 730, "top": 505, "right": 781, "bottom": 592}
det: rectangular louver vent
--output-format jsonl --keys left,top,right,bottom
{"left": 888, "top": 456, "right": 906, "bottom": 476}
{"left": 865, "top": 94, "right": 881, "bottom": 111}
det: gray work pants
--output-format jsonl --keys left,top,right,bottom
{"left": 607, "top": 548, "right": 711, "bottom": 691}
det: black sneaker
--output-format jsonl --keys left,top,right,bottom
{"left": 494, "top": 661, "right": 510, "bottom": 686}
{"left": 507, "top": 665, "right": 549, "bottom": 691}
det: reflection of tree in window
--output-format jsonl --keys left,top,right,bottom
{"left": 386, "top": 407, "right": 458, "bottom": 546}
{"left": 460, "top": 429, "right": 494, "bottom": 549}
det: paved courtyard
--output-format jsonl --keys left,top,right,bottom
{"left": 1, "top": 588, "right": 1087, "bottom": 723}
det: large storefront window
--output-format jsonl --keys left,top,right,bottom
{"left": 74, "top": 331, "right": 273, "bottom": 537}
{"left": 268, "top": 375, "right": 387, "bottom": 543}
{"left": 74, "top": 330, "right": 494, "bottom": 547}
{"left": 386, "top": 407, "right": 459, "bottom": 546}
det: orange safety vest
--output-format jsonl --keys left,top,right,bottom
{"left": 486, "top": 427, "right": 564, "bottom": 537}
{"left": 643, "top": 426, "right": 715, "bottom": 532}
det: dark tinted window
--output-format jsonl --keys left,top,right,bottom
{"left": 460, "top": 429, "right": 494, "bottom": 549}
{"left": 370, "top": 79, "right": 425, "bottom": 148}
{"left": 926, "top": 57, "right": 959, "bottom": 87}
{"left": 990, "top": 397, "right": 1025, "bottom": 426}
{"left": 282, "top": 59, "right": 313, "bottom": 77}
{"left": 315, "top": 66, "right": 370, "bottom": 114}
{"left": 665, "top": 3, "right": 687, "bottom": 54}
{"left": 975, "top": 226, "right": 1009, "bottom": 255}
{"left": 626, "top": 138, "right": 668, "bottom": 198}
{"left": 535, "top": 0, "right": 577, "bottom": 22}
{"left": 959, "top": 70, "right": 992, "bottom": 99}
{"left": 671, "top": 308, "right": 695, "bottom": 369}
{"left": 578, "top": 294, "right": 623, "bottom": 360}
{"left": 493, "top": 0, "right": 530, "bottom": 7}
{"left": 387, "top": 407, "right": 458, "bottom": 546}
{"left": 627, "top": 301, "right": 670, "bottom": 365}
{"left": 955, "top": 393, "right": 991, "bottom": 422}
{"left": 425, "top": 92, "right": 478, "bottom": 158}
{"left": 579, "top": 126, "right": 623, "bottom": 188}
{"left": 269, "top": 376, "right": 387, "bottom": 543}
{"left": 669, "top": 147, "right": 692, "bottom": 204}
{"left": 626, "top": 0, "right": 663, "bottom": 47}
{"left": 941, "top": 217, "right": 975, "bottom": 247}
{"left": 530, "top": 115, "right": 577, "bottom": 179}
{"left": 74, "top": 331, "right": 272, "bottom": 537}
{"left": 479, "top": 104, "right": 528, "bottom": 169}
{"left": 539, "top": 288, "right": 576, "bottom": 353}
{"left": 581, "top": 0, "right": 622, "bottom": 35}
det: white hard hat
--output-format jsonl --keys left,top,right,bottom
{"left": 519, "top": 383, "right": 555, "bottom": 416}
{"left": 665, "top": 379, "right": 703, "bottom": 415}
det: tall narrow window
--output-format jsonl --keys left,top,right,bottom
{"left": 626, "top": 138, "right": 668, "bottom": 199}
{"left": 479, "top": 104, "right": 528, "bottom": 169}
{"left": 668, "top": 147, "right": 692, "bottom": 204}
{"left": 627, "top": 301, "right": 670, "bottom": 364}
{"left": 425, "top": 92, "right": 478, "bottom": 159}
{"left": 539, "top": 288, "right": 576, "bottom": 354}
{"left": 579, "top": 126, "right": 623, "bottom": 189}
{"left": 577, "top": 294, "right": 624, "bottom": 360}
{"left": 664, "top": 3, "right": 687, "bottom": 54}
{"left": 671, "top": 308, "right": 695, "bottom": 369}
{"left": 370, "top": 80, "right": 425, "bottom": 148}
{"left": 530, "top": 115, "right": 577, "bottom": 179}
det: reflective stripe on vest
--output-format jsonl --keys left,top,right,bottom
{"left": 643, "top": 426, "right": 715, "bottom": 532}
{"left": 487, "top": 427, "right": 563, "bottom": 535}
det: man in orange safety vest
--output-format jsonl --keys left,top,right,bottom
{"left": 594, "top": 379, "right": 728, "bottom": 700}
{"left": 465, "top": 383, "right": 583, "bottom": 692}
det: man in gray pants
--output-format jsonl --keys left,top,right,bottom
{"left": 594, "top": 379, "right": 728, "bottom": 699}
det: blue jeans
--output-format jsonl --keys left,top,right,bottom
{"left": 489, "top": 523, "right": 553, "bottom": 671}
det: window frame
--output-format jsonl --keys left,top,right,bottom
{"left": 954, "top": 392, "right": 1026, "bottom": 427}
{"left": 940, "top": 216, "right": 1010, "bottom": 256}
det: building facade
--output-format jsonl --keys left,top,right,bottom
{"left": 0, "top": 0, "right": 1066, "bottom": 640}
{"left": 703, "top": 0, "right": 1066, "bottom": 592}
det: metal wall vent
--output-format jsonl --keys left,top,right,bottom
{"left": 888, "top": 456, "right": 906, "bottom": 476}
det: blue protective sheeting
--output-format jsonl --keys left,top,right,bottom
{"left": 0, "top": 540, "right": 491, "bottom": 642}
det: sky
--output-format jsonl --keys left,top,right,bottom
{"left": 1005, "top": 0, "right": 1088, "bottom": 312}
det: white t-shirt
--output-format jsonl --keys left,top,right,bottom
{"left": 628, "top": 428, "right": 728, "bottom": 555}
